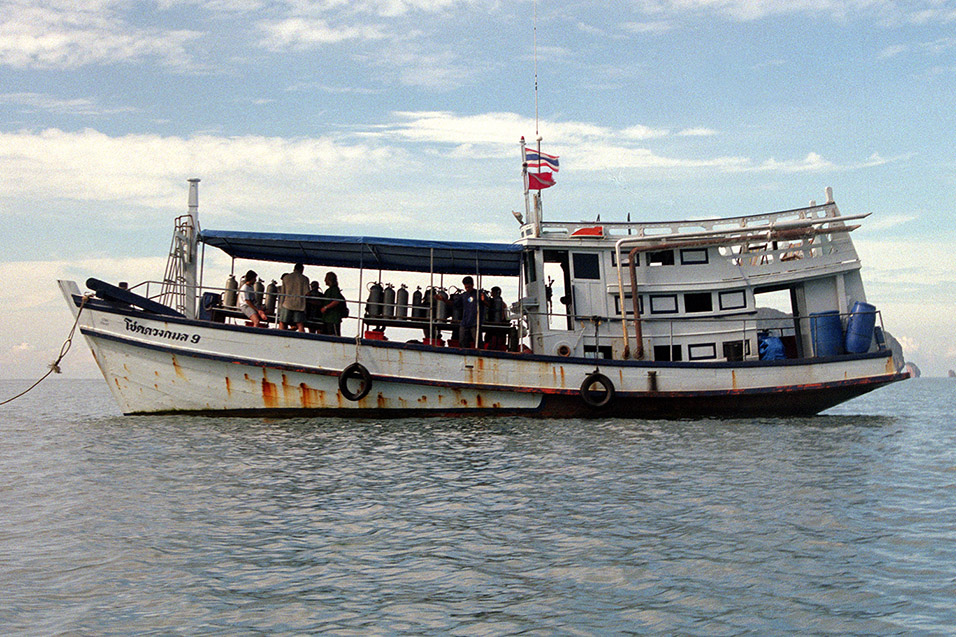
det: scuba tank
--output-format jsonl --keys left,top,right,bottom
{"left": 265, "top": 280, "right": 278, "bottom": 315}
{"left": 412, "top": 286, "right": 425, "bottom": 319}
{"left": 253, "top": 278, "right": 265, "bottom": 306}
{"left": 422, "top": 287, "right": 434, "bottom": 321}
{"left": 395, "top": 284, "right": 409, "bottom": 319}
{"left": 434, "top": 288, "right": 449, "bottom": 321}
{"left": 365, "top": 281, "right": 384, "bottom": 318}
{"left": 223, "top": 273, "right": 238, "bottom": 307}
{"left": 383, "top": 283, "right": 396, "bottom": 319}
{"left": 492, "top": 295, "right": 506, "bottom": 323}
{"left": 449, "top": 288, "right": 463, "bottom": 322}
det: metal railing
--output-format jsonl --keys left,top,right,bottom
{"left": 100, "top": 280, "right": 887, "bottom": 361}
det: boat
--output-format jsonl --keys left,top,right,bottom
{"left": 59, "top": 164, "right": 909, "bottom": 417}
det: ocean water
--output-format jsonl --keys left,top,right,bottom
{"left": 1, "top": 377, "right": 954, "bottom": 635}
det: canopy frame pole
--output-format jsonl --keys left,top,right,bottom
{"left": 354, "top": 248, "right": 365, "bottom": 361}
{"left": 475, "top": 255, "right": 482, "bottom": 350}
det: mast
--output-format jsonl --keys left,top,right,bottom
{"left": 161, "top": 179, "right": 201, "bottom": 317}
{"left": 523, "top": 0, "right": 544, "bottom": 237}
{"left": 184, "top": 178, "right": 200, "bottom": 319}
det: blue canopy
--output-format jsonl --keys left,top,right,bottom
{"left": 199, "top": 230, "right": 524, "bottom": 276}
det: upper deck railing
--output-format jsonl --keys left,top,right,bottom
{"left": 525, "top": 198, "right": 854, "bottom": 242}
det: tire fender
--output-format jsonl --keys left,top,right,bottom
{"left": 339, "top": 362, "right": 372, "bottom": 401}
{"left": 580, "top": 372, "right": 614, "bottom": 409}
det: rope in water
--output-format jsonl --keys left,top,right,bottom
{"left": 0, "top": 294, "right": 90, "bottom": 406}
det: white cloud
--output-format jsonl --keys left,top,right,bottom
{"left": 0, "top": 115, "right": 887, "bottom": 219}
{"left": 865, "top": 214, "right": 916, "bottom": 231}
{"left": 258, "top": 17, "right": 385, "bottom": 50}
{"left": 0, "top": 128, "right": 400, "bottom": 216}
{"left": 0, "top": 2, "right": 202, "bottom": 69}
{"left": 621, "top": 124, "right": 670, "bottom": 140}
{"left": 0, "top": 92, "right": 134, "bottom": 116}
{"left": 678, "top": 127, "right": 718, "bottom": 137}
{"left": 739, "top": 151, "right": 894, "bottom": 173}
{"left": 754, "top": 152, "right": 836, "bottom": 172}
{"left": 879, "top": 44, "right": 908, "bottom": 59}
{"left": 628, "top": 0, "right": 956, "bottom": 24}
{"left": 855, "top": 237, "right": 956, "bottom": 290}
{"left": 621, "top": 20, "right": 675, "bottom": 34}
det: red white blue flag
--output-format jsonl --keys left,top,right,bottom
{"left": 524, "top": 149, "right": 560, "bottom": 172}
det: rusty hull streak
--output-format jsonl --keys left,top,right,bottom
{"left": 299, "top": 382, "right": 325, "bottom": 409}
{"left": 225, "top": 376, "right": 232, "bottom": 396}
{"left": 280, "top": 374, "right": 297, "bottom": 404}
{"left": 171, "top": 354, "right": 187, "bottom": 380}
{"left": 261, "top": 378, "right": 279, "bottom": 408}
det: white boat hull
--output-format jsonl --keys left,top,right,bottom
{"left": 61, "top": 281, "right": 907, "bottom": 417}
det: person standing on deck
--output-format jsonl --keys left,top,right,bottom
{"left": 279, "top": 263, "right": 310, "bottom": 332}
{"left": 451, "top": 276, "right": 487, "bottom": 349}
{"left": 240, "top": 270, "right": 267, "bottom": 327}
{"left": 320, "top": 271, "right": 347, "bottom": 336}
{"left": 306, "top": 280, "right": 324, "bottom": 333}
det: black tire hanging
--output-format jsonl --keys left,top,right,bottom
{"left": 580, "top": 372, "right": 615, "bottom": 409}
{"left": 339, "top": 363, "right": 372, "bottom": 401}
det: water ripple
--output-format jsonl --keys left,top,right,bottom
{"left": 1, "top": 378, "right": 954, "bottom": 634}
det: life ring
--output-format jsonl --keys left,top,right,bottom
{"left": 339, "top": 362, "right": 372, "bottom": 401}
{"left": 580, "top": 372, "right": 614, "bottom": 409}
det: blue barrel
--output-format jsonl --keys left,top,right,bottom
{"left": 810, "top": 310, "right": 844, "bottom": 357}
{"left": 845, "top": 301, "right": 877, "bottom": 354}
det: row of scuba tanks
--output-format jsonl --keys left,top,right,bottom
{"left": 222, "top": 275, "right": 509, "bottom": 323}
{"left": 364, "top": 282, "right": 507, "bottom": 324}
{"left": 221, "top": 274, "right": 287, "bottom": 315}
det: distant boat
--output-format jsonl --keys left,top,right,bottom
{"left": 60, "top": 176, "right": 908, "bottom": 416}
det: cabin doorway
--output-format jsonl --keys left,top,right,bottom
{"left": 754, "top": 285, "right": 806, "bottom": 359}
{"left": 542, "top": 250, "right": 573, "bottom": 331}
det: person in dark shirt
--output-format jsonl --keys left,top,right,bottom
{"left": 320, "top": 272, "right": 347, "bottom": 336}
{"left": 306, "top": 280, "right": 324, "bottom": 333}
{"left": 453, "top": 276, "right": 486, "bottom": 348}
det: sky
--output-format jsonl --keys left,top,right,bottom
{"left": 1, "top": 0, "right": 954, "bottom": 380}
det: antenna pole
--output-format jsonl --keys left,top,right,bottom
{"left": 533, "top": 0, "right": 539, "bottom": 137}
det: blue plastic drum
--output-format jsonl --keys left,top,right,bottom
{"left": 844, "top": 301, "right": 877, "bottom": 354}
{"left": 810, "top": 310, "right": 844, "bottom": 357}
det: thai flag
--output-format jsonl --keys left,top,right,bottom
{"left": 525, "top": 149, "right": 560, "bottom": 172}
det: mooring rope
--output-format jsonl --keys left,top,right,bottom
{"left": 0, "top": 294, "right": 91, "bottom": 406}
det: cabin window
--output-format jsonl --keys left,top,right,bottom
{"left": 688, "top": 343, "right": 717, "bottom": 360}
{"left": 649, "top": 295, "right": 678, "bottom": 314}
{"left": 611, "top": 251, "right": 634, "bottom": 268}
{"left": 719, "top": 290, "right": 747, "bottom": 311}
{"left": 584, "top": 345, "right": 614, "bottom": 359}
{"left": 572, "top": 253, "right": 601, "bottom": 280}
{"left": 614, "top": 294, "right": 644, "bottom": 316}
{"left": 684, "top": 292, "right": 713, "bottom": 313}
{"left": 523, "top": 251, "right": 537, "bottom": 284}
{"left": 654, "top": 345, "right": 682, "bottom": 362}
{"left": 680, "top": 248, "right": 709, "bottom": 265}
{"left": 722, "top": 340, "right": 750, "bottom": 361}
{"left": 647, "top": 250, "right": 675, "bottom": 267}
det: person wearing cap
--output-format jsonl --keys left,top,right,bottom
{"left": 239, "top": 270, "right": 267, "bottom": 327}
